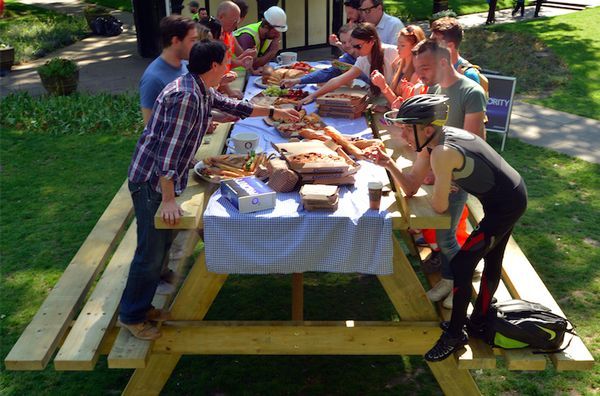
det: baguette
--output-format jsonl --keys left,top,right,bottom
{"left": 323, "top": 126, "right": 364, "bottom": 159}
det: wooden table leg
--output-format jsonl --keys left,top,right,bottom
{"left": 399, "top": 229, "right": 419, "bottom": 257}
{"left": 378, "top": 235, "right": 482, "bottom": 396}
{"left": 291, "top": 273, "right": 303, "bottom": 321}
{"left": 122, "top": 251, "right": 227, "bottom": 396}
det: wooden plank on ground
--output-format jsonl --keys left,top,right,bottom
{"left": 107, "top": 231, "right": 200, "bottom": 369}
{"left": 427, "top": 357, "right": 482, "bottom": 396}
{"left": 154, "top": 122, "right": 231, "bottom": 229}
{"left": 419, "top": 247, "right": 497, "bottom": 370}
{"left": 378, "top": 237, "right": 438, "bottom": 321}
{"left": 152, "top": 321, "right": 442, "bottom": 355}
{"left": 5, "top": 180, "right": 133, "bottom": 370}
{"left": 123, "top": 253, "right": 228, "bottom": 395}
{"left": 481, "top": 272, "right": 547, "bottom": 371}
{"left": 467, "top": 196, "right": 594, "bottom": 371}
{"left": 106, "top": 295, "right": 167, "bottom": 369}
{"left": 54, "top": 223, "right": 137, "bottom": 370}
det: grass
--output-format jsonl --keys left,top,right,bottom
{"left": 385, "top": 0, "right": 516, "bottom": 21}
{"left": 491, "top": 7, "right": 600, "bottom": 119}
{"left": 0, "top": 0, "right": 89, "bottom": 63}
{"left": 1, "top": 93, "right": 599, "bottom": 395}
{"left": 461, "top": 7, "right": 600, "bottom": 119}
{"left": 83, "top": 0, "right": 132, "bottom": 13}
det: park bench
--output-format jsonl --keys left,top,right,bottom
{"left": 373, "top": 119, "right": 594, "bottom": 372}
{"left": 5, "top": 82, "right": 594, "bottom": 396}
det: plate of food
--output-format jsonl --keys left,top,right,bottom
{"left": 250, "top": 86, "right": 310, "bottom": 107}
{"left": 265, "top": 111, "right": 327, "bottom": 139}
{"left": 262, "top": 62, "right": 315, "bottom": 86}
{"left": 254, "top": 80, "right": 306, "bottom": 89}
{"left": 193, "top": 153, "right": 270, "bottom": 183}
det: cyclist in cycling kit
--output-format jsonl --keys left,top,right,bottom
{"left": 368, "top": 94, "right": 528, "bottom": 361}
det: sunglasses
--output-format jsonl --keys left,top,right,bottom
{"left": 359, "top": 4, "right": 379, "bottom": 14}
{"left": 352, "top": 41, "right": 371, "bottom": 50}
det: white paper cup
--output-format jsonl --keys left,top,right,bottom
{"left": 368, "top": 181, "right": 383, "bottom": 210}
{"left": 226, "top": 132, "right": 259, "bottom": 154}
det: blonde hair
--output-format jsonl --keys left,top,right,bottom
{"left": 390, "top": 25, "right": 426, "bottom": 94}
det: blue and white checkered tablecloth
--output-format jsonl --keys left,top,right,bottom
{"left": 203, "top": 161, "right": 394, "bottom": 274}
{"left": 227, "top": 72, "right": 372, "bottom": 154}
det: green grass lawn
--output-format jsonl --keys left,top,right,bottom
{"left": 0, "top": 0, "right": 89, "bottom": 63}
{"left": 460, "top": 7, "right": 600, "bottom": 120}
{"left": 385, "top": 0, "right": 516, "bottom": 21}
{"left": 495, "top": 7, "right": 600, "bottom": 119}
{"left": 1, "top": 93, "right": 598, "bottom": 395}
{"left": 84, "top": 0, "right": 132, "bottom": 13}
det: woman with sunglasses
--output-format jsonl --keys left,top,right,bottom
{"left": 300, "top": 22, "right": 397, "bottom": 105}
{"left": 370, "top": 25, "right": 427, "bottom": 109}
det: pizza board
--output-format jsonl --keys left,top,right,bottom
{"left": 273, "top": 140, "right": 355, "bottom": 174}
{"left": 315, "top": 87, "right": 369, "bottom": 107}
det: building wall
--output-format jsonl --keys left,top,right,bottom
{"left": 180, "top": 0, "right": 332, "bottom": 49}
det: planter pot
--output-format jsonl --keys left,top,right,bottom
{"left": 0, "top": 46, "right": 15, "bottom": 75}
{"left": 39, "top": 70, "right": 79, "bottom": 95}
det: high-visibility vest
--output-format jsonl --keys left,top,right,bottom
{"left": 234, "top": 22, "right": 272, "bottom": 56}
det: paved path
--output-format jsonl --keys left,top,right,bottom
{"left": 1, "top": 0, "right": 599, "bottom": 163}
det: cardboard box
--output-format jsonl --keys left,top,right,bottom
{"left": 220, "top": 176, "right": 276, "bottom": 213}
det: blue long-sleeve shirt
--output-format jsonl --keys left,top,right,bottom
{"left": 299, "top": 53, "right": 370, "bottom": 85}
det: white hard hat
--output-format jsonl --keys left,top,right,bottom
{"left": 264, "top": 6, "right": 288, "bottom": 32}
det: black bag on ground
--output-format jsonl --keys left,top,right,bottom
{"left": 91, "top": 16, "right": 123, "bottom": 36}
{"left": 483, "top": 299, "right": 574, "bottom": 352}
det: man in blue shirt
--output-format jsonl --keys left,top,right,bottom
{"left": 121, "top": 40, "right": 300, "bottom": 340}
{"left": 358, "top": 0, "right": 404, "bottom": 45}
{"left": 280, "top": 24, "right": 369, "bottom": 88}
{"left": 139, "top": 15, "right": 198, "bottom": 125}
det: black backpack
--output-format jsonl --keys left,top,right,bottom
{"left": 90, "top": 16, "right": 123, "bottom": 37}
{"left": 483, "top": 299, "right": 575, "bottom": 353}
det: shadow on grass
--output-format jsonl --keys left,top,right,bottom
{"left": 487, "top": 134, "right": 600, "bottom": 320}
{"left": 493, "top": 13, "right": 600, "bottom": 119}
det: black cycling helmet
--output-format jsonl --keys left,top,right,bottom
{"left": 383, "top": 94, "right": 450, "bottom": 152}
{"left": 383, "top": 94, "right": 450, "bottom": 126}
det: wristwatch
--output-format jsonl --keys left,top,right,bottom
{"left": 269, "top": 106, "right": 275, "bottom": 119}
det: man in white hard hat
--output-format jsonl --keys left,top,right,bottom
{"left": 234, "top": 6, "right": 287, "bottom": 68}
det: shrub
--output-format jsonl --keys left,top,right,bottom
{"left": 37, "top": 57, "right": 78, "bottom": 79}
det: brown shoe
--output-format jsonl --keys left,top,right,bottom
{"left": 119, "top": 320, "right": 161, "bottom": 340}
{"left": 146, "top": 307, "right": 171, "bottom": 322}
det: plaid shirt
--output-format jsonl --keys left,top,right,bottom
{"left": 128, "top": 72, "right": 254, "bottom": 195}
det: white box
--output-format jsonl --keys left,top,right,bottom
{"left": 220, "top": 176, "right": 276, "bottom": 213}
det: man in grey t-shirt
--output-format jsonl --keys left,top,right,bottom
{"left": 411, "top": 39, "right": 487, "bottom": 310}
{"left": 413, "top": 39, "right": 486, "bottom": 138}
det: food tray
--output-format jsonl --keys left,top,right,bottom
{"left": 193, "top": 153, "right": 269, "bottom": 184}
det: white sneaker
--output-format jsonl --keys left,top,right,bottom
{"left": 427, "top": 278, "right": 453, "bottom": 302}
{"left": 442, "top": 291, "right": 453, "bottom": 309}
{"left": 156, "top": 280, "right": 176, "bottom": 295}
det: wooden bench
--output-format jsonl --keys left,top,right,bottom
{"left": 4, "top": 72, "right": 246, "bottom": 373}
{"left": 6, "top": 84, "right": 593, "bottom": 396}
{"left": 372, "top": 115, "right": 594, "bottom": 373}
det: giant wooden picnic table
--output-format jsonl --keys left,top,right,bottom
{"left": 5, "top": 71, "right": 594, "bottom": 395}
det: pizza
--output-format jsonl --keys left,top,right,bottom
{"left": 287, "top": 152, "right": 345, "bottom": 164}
{"left": 323, "top": 93, "right": 362, "bottom": 100}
